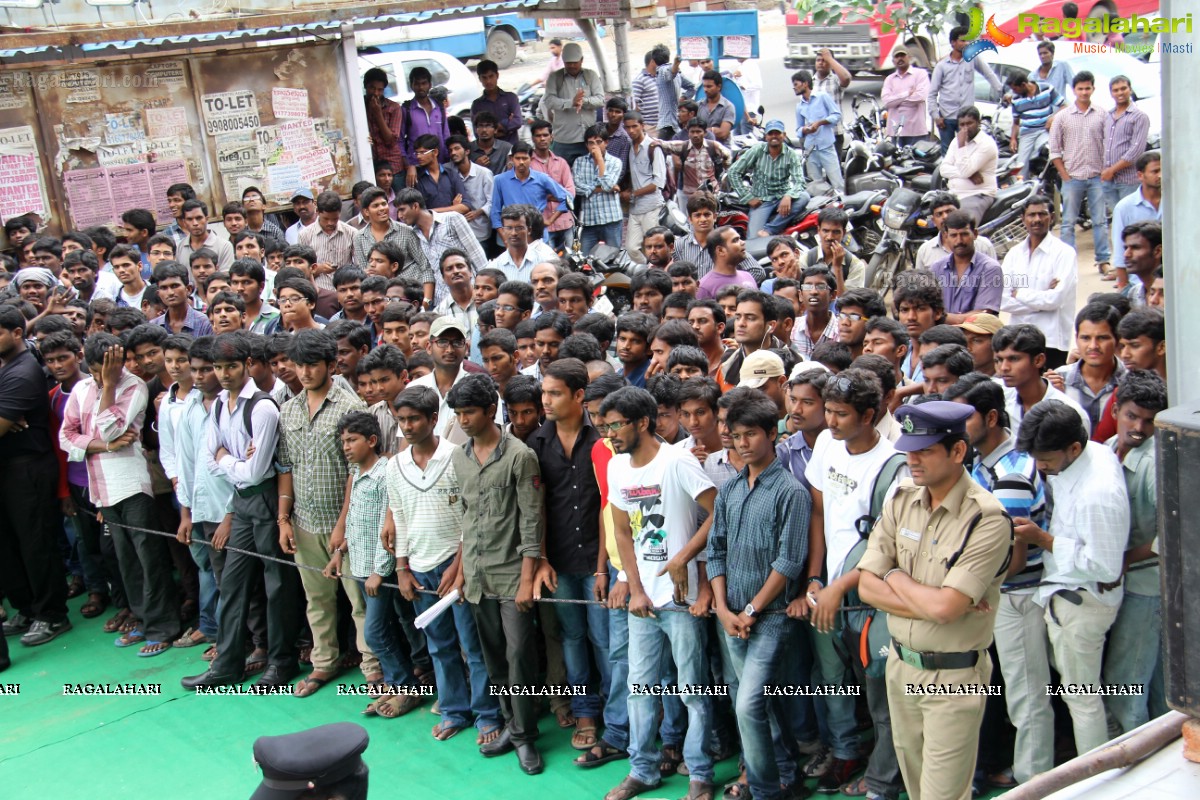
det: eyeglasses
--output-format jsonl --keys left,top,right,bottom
{"left": 277, "top": 295, "right": 305, "bottom": 306}
{"left": 837, "top": 311, "right": 866, "bottom": 322}
{"left": 801, "top": 283, "right": 831, "bottom": 292}
{"left": 496, "top": 304, "right": 520, "bottom": 313}
{"left": 415, "top": 148, "right": 436, "bottom": 157}
{"left": 829, "top": 375, "right": 854, "bottom": 393}
{"left": 432, "top": 338, "right": 467, "bottom": 350}
{"left": 598, "top": 419, "right": 632, "bottom": 435}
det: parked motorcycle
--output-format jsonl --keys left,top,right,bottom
{"left": 976, "top": 143, "right": 1060, "bottom": 261}
{"left": 864, "top": 185, "right": 924, "bottom": 291}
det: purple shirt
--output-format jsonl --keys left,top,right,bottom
{"left": 472, "top": 91, "right": 523, "bottom": 145}
{"left": 401, "top": 98, "right": 451, "bottom": 164}
{"left": 697, "top": 269, "right": 757, "bottom": 301}
{"left": 931, "top": 250, "right": 1004, "bottom": 314}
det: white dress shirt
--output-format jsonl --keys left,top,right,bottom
{"left": 1036, "top": 441, "right": 1130, "bottom": 607}
{"left": 939, "top": 131, "right": 999, "bottom": 199}
{"left": 1000, "top": 234, "right": 1078, "bottom": 352}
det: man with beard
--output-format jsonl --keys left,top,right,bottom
{"left": 930, "top": 212, "right": 1003, "bottom": 324}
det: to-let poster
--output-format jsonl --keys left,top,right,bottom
{"left": 145, "top": 107, "right": 189, "bottom": 139}
{"left": 201, "top": 90, "right": 261, "bottom": 136}
{"left": 0, "top": 154, "right": 46, "bottom": 222}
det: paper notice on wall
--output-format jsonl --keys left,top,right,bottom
{"left": 266, "top": 162, "right": 306, "bottom": 199}
{"left": 97, "top": 141, "right": 145, "bottom": 167}
{"left": 0, "top": 72, "right": 30, "bottom": 110}
{"left": 217, "top": 140, "right": 261, "bottom": 174}
{"left": 201, "top": 90, "right": 260, "bottom": 136}
{"left": 145, "top": 107, "right": 189, "bottom": 140}
{"left": 148, "top": 159, "right": 189, "bottom": 223}
{"left": 104, "top": 112, "right": 146, "bottom": 146}
{"left": 106, "top": 163, "right": 156, "bottom": 213}
{"left": 723, "top": 35, "right": 752, "bottom": 59}
{"left": 679, "top": 37, "right": 710, "bottom": 60}
{"left": 62, "top": 70, "right": 100, "bottom": 104}
{"left": 279, "top": 119, "right": 320, "bottom": 153}
{"left": 144, "top": 137, "right": 186, "bottom": 162}
{"left": 64, "top": 168, "right": 115, "bottom": 228}
{"left": 272, "top": 87, "right": 309, "bottom": 119}
{"left": 0, "top": 125, "right": 38, "bottom": 156}
{"left": 145, "top": 60, "right": 187, "bottom": 88}
{"left": 0, "top": 153, "right": 46, "bottom": 222}
{"left": 579, "top": 0, "right": 619, "bottom": 18}
{"left": 296, "top": 147, "right": 334, "bottom": 183}
{"left": 222, "top": 169, "right": 266, "bottom": 202}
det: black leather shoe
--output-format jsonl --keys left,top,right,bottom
{"left": 516, "top": 743, "right": 543, "bottom": 775}
{"left": 480, "top": 726, "right": 514, "bottom": 757}
{"left": 180, "top": 669, "right": 244, "bottom": 690}
{"left": 255, "top": 664, "right": 299, "bottom": 687}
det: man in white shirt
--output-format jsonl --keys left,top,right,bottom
{"left": 992, "top": 323, "right": 1090, "bottom": 439}
{"left": 937, "top": 106, "right": 998, "bottom": 224}
{"left": 1014, "top": 401, "right": 1129, "bottom": 757}
{"left": 487, "top": 207, "right": 558, "bottom": 283}
{"left": 1000, "top": 196, "right": 1078, "bottom": 370}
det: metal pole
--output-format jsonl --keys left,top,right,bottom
{"left": 1161, "top": 0, "right": 1200, "bottom": 404}
{"left": 341, "top": 23, "right": 375, "bottom": 182}
{"left": 613, "top": 17, "right": 632, "bottom": 96}
{"left": 577, "top": 18, "right": 615, "bottom": 93}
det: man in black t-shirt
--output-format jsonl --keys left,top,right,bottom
{"left": 0, "top": 306, "right": 69, "bottom": 650}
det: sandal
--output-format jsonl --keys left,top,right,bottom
{"left": 244, "top": 649, "right": 268, "bottom": 676}
{"left": 605, "top": 775, "right": 661, "bottom": 800}
{"left": 477, "top": 722, "right": 504, "bottom": 746}
{"left": 982, "top": 769, "right": 1019, "bottom": 789}
{"left": 202, "top": 644, "right": 218, "bottom": 662}
{"left": 173, "top": 627, "right": 211, "bottom": 648}
{"left": 575, "top": 742, "right": 627, "bottom": 768}
{"left": 114, "top": 630, "right": 145, "bottom": 648}
{"left": 294, "top": 671, "right": 336, "bottom": 698}
{"left": 413, "top": 666, "right": 436, "bottom": 688}
{"left": 81, "top": 593, "right": 109, "bottom": 619}
{"left": 431, "top": 720, "right": 464, "bottom": 741}
{"left": 723, "top": 782, "right": 751, "bottom": 800}
{"left": 685, "top": 781, "right": 717, "bottom": 800}
{"left": 67, "top": 576, "right": 86, "bottom": 599}
{"left": 572, "top": 722, "right": 599, "bottom": 751}
{"left": 120, "top": 616, "right": 141, "bottom": 634}
{"left": 138, "top": 641, "right": 171, "bottom": 657}
{"left": 103, "top": 608, "right": 131, "bottom": 633}
{"left": 298, "top": 645, "right": 313, "bottom": 665}
{"left": 659, "top": 744, "right": 684, "bottom": 777}
{"left": 841, "top": 777, "right": 871, "bottom": 797}
{"left": 374, "top": 693, "right": 424, "bottom": 718}
{"left": 555, "top": 706, "right": 577, "bottom": 729}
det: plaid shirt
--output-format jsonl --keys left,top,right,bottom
{"left": 277, "top": 381, "right": 367, "bottom": 533}
{"left": 298, "top": 220, "right": 358, "bottom": 291}
{"left": 791, "top": 312, "right": 840, "bottom": 358}
{"left": 531, "top": 150, "right": 576, "bottom": 232}
{"left": 605, "top": 125, "right": 632, "bottom": 165}
{"left": 813, "top": 70, "right": 846, "bottom": 134}
{"left": 345, "top": 458, "right": 395, "bottom": 578}
{"left": 352, "top": 220, "right": 434, "bottom": 287}
{"left": 726, "top": 142, "right": 807, "bottom": 204}
{"left": 1049, "top": 103, "right": 1106, "bottom": 180}
{"left": 674, "top": 233, "right": 766, "bottom": 282}
{"left": 152, "top": 305, "right": 213, "bottom": 337}
{"left": 415, "top": 211, "right": 489, "bottom": 306}
{"left": 572, "top": 152, "right": 624, "bottom": 226}
{"left": 657, "top": 138, "right": 730, "bottom": 199}
{"left": 369, "top": 96, "right": 406, "bottom": 170}
{"left": 1103, "top": 104, "right": 1151, "bottom": 185}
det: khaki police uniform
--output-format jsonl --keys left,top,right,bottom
{"left": 859, "top": 469, "right": 1010, "bottom": 800}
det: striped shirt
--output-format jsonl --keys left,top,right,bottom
{"left": 726, "top": 142, "right": 808, "bottom": 205}
{"left": 455, "top": 162, "right": 495, "bottom": 242}
{"left": 1103, "top": 104, "right": 1151, "bottom": 185}
{"left": 352, "top": 221, "right": 434, "bottom": 287}
{"left": 970, "top": 435, "right": 1045, "bottom": 590}
{"left": 59, "top": 371, "right": 153, "bottom": 508}
{"left": 674, "top": 233, "right": 766, "bottom": 282}
{"left": 632, "top": 69, "right": 661, "bottom": 128}
{"left": 792, "top": 313, "right": 839, "bottom": 358}
{"left": 345, "top": 458, "right": 394, "bottom": 579}
{"left": 277, "top": 381, "right": 366, "bottom": 533}
{"left": 1049, "top": 103, "right": 1106, "bottom": 179}
{"left": 1011, "top": 80, "right": 1063, "bottom": 133}
{"left": 572, "top": 152, "right": 624, "bottom": 226}
{"left": 298, "top": 220, "right": 358, "bottom": 291}
{"left": 813, "top": 70, "right": 846, "bottom": 134}
{"left": 414, "top": 211, "right": 489, "bottom": 307}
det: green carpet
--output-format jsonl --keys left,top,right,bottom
{"left": 0, "top": 596, "right": 1009, "bottom": 799}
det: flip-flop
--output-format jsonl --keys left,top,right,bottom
{"left": 477, "top": 721, "right": 503, "bottom": 746}
{"left": 293, "top": 674, "right": 332, "bottom": 698}
{"left": 114, "top": 630, "right": 145, "bottom": 648}
{"left": 137, "top": 641, "right": 172, "bottom": 658}
{"left": 432, "top": 720, "right": 464, "bottom": 741}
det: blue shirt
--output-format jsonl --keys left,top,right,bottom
{"left": 795, "top": 91, "right": 841, "bottom": 152}
{"left": 489, "top": 169, "right": 571, "bottom": 237}
{"left": 930, "top": 250, "right": 1004, "bottom": 314}
{"left": 1011, "top": 80, "right": 1064, "bottom": 133}
{"left": 1027, "top": 61, "right": 1074, "bottom": 103}
{"left": 152, "top": 305, "right": 214, "bottom": 337}
{"left": 1110, "top": 186, "right": 1162, "bottom": 269}
{"left": 176, "top": 392, "right": 235, "bottom": 524}
{"left": 417, "top": 164, "right": 467, "bottom": 212}
{"left": 969, "top": 435, "right": 1045, "bottom": 589}
{"left": 776, "top": 432, "right": 816, "bottom": 491}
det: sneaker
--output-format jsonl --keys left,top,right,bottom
{"left": 816, "top": 758, "right": 864, "bottom": 794}
{"left": 2, "top": 613, "right": 31, "bottom": 637}
{"left": 802, "top": 745, "right": 833, "bottom": 778}
{"left": 795, "top": 738, "right": 824, "bottom": 756}
{"left": 20, "top": 619, "right": 72, "bottom": 647}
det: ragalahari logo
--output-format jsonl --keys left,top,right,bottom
{"left": 962, "top": 6, "right": 1016, "bottom": 62}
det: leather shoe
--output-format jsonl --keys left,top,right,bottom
{"left": 516, "top": 742, "right": 543, "bottom": 775}
{"left": 255, "top": 664, "right": 298, "bottom": 687}
{"left": 180, "top": 669, "right": 244, "bottom": 690}
{"left": 479, "top": 726, "right": 514, "bottom": 756}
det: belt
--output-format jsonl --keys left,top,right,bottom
{"left": 234, "top": 478, "right": 275, "bottom": 499}
{"left": 893, "top": 639, "right": 980, "bottom": 671}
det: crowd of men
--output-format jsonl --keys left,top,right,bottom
{"left": 0, "top": 27, "right": 1169, "bottom": 800}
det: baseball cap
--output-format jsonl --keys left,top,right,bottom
{"left": 562, "top": 42, "right": 584, "bottom": 62}
{"left": 958, "top": 313, "right": 1002, "bottom": 335}
{"left": 892, "top": 45, "right": 910, "bottom": 57}
{"left": 429, "top": 316, "right": 468, "bottom": 340}
{"left": 738, "top": 350, "right": 786, "bottom": 389}
{"left": 764, "top": 119, "right": 787, "bottom": 134}
{"left": 893, "top": 401, "right": 973, "bottom": 453}
{"left": 290, "top": 188, "right": 314, "bottom": 202}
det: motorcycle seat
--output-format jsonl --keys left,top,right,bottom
{"left": 909, "top": 174, "right": 934, "bottom": 192}
{"left": 840, "top": 190, "right": 879, "bottom": 210}
{"left": 745, "top": 235, "right": 776, "bottom": 262}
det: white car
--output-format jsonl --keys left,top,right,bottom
{"left": 358, "top": 50, "right": 478, "bottom": 119}
{"left": 972, "top": 42, "right": 1162, "bottom": 148}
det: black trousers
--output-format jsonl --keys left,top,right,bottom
{"left": 202, "top": 521, "right": 268, "bottom": 649}
{"left": 102, "top": 492, "right": 179, "bottom": 642}
{"left": 68, "top": 482, "right": 127, "bottom": 608}
{"left": 0, "top": 453, "right": 68, "bottom": 623}
{"left": 212, "top": 486, "right": 302, "bottom": 676}
{"left": 154, "top": 491, "right": 199, "bottom": 608}
{"left": 471, "top": 597, "right": 540, "bottom": 744}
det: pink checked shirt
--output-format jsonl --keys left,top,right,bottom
{"left": 531, "top": 150, "right": 576, "bottom": 233}
{"left": 59, "top": 370, "right": 153, "bottom": 508}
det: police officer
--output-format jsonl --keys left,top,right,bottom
{"left": 857, "top": 401, "right": 1011, "bottom": 800}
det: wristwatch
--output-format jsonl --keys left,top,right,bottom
{"left": 743, "top": 603, "right": 757, "bottom": 619}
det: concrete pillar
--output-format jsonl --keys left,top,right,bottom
{"left": 613, "top": 18, "right": 632, "bottom": 96}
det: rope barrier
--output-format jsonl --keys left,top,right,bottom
{"left": 96, "top": 513, "right": 1159, "bottom": 618}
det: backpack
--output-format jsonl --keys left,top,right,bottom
{"left": 837, "top": 452, "right": 907, "bottom": 678}
{"left": 625, "top": 141, "right": 676, "bottom": 202}
{"left": 214, "top": 390, "right": 277, "bottom": 439}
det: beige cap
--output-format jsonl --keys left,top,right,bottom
{"left": 738, "top": 350, "right": 786, "bottom": 389}
{"left": 958, "top": 313, "right": 1002, "bottom": 335}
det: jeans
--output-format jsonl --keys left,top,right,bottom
{"left": 627, "top": 607, "right": 714, "bottom": 784}
{"left": 413, "top": 557, "right": 502, "bottom": 730}
{"left": 768, "top": 626, "right": 822, "bottom": 785}
{"left": 1102, "top": 180, "right": 1139, "bottom": 215}
{"left": 811, "top": 624, "right": 861, "bottom": 760}
{"left": 1017, "top": 128, "right": 1049, "bottom": 179}
{"left": 1061, "top": 176, "right": 1111, "bottom": 263}
{"left": 189, "top": 525, "right": 220, "bottom": 639}
{"left": 604, "top": 561, "right": 630, "bottom": 750}
{"left": 68, "top": 482, "right": 125, "bottom": 606}
{"left": 580, "top": 221, "right": 624, "bottom": 256}
{"left": 748, "top": 193, "right": 812, "bottom": 237}
{"left": 726, "top": 627, "right": 792, "bottom": 800}
{"left": 1103, "top": 591, "right": 1165, "bottom": 734}
{"left": 361, "top": 582, "right": 414, "bottom": 688}
{"left": 552, "top": 140, "right": 589, "bottom": 166}
{"left": 553, "top": 572, "right": 611, "bottom": 719}
{"left": 804, "top": 146, "right": 844, "bottom": 192}
{"left": 938, "top": 117, "right": 960, "bottom": 154}
{"left": 547, "top": 226, "right": 575, "bottom": 253}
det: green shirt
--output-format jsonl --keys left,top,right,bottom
{"left": 1107, "top": 434, "right": 1158, "bottom": 596}
{"left": 726, "top": 141, "right": 808, "bottom": 205}
{"left": 277, "top": 381, "right": 367, "bottom": 534}
{"left": 452, "top": 430, "right": 544, "bottom": 604}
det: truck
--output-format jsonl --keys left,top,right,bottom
{"left": 355, "top": 13, "right": 540, "bottom": 69}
